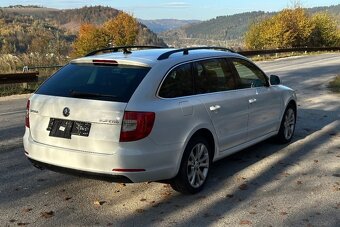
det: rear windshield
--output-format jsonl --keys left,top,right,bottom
{"left": 36, "top": 63, "right": 150, "bottom": 102}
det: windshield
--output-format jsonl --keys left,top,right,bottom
{"left": 36, "top": 63, "right": 150, "bottom": 102}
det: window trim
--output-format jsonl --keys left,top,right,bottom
{"left": 156, "top": 56, "right": 269, "bottom": 100}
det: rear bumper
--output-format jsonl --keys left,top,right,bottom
{"left": 28, "top": 158, "right": 132, "bottom": 183}
{"left": 23, "top": 128, "right": 183, "bottom": 183}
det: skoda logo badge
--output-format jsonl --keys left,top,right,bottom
{"left": 63, "top": 107, "right": 70, "bottom": 117}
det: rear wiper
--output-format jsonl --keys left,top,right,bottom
{"left": 70, "top": 90, "right": 118, "bottom": 99}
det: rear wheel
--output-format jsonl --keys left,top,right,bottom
{"left": 170, "top": 136, "right": 211, "bottom": 194}
{"left": 276, "top": 105, "right": 296, "bottom": 143}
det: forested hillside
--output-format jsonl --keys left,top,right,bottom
{"left": 139, "top": 19, "right": 200, "bottom": 33}
{"left": 0, "top": 5, "right": 166, "bottom": 56}
{"left": 161, "top": 4, "right": 340, "bottom": 48}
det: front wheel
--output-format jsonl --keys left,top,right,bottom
{"left": 275, "top": 105, "right": 296, "bottom": 143}
{"left": 170, "top": 136, "right": 211, "bottom": 194}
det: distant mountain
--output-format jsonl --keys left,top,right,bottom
{"left": 1, "top": 6, "right": 166, "bottom": 48}
{"left": 160, "top": 4, "right": 340, "bottom": 48}
{"left": 138, "top": 19, "right": 200, "bottom": 33}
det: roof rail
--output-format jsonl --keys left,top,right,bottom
{"left": 85, "top": 45, "right": 165, "bottom": 57}
{"left": 157, "top": 46, "right": 235, "bottom": 60}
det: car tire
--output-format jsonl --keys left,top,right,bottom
{"left": 275, "top": 104, "right": 296, "bottom": 144}
{"left": 170, "top": 136, "right": 211, "bottom": 194}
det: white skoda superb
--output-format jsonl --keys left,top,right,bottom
{"left": 23, "top": 46, "right": 297, "bottom": 194}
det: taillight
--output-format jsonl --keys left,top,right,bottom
{"left": 119, "top": 111, "right": 155, "bottom": 142}
{"left": 25, "top": 100, "right": 30, "bottom": 128}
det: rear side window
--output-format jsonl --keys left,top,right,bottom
{"left": 36, "top": 63, "right": 150, "bottom": 102}
{"left": 159, "top": 63, "right": 193, "bottom": 98}
{"left": 194, "top": 59, "right": 236, "bottom": 94}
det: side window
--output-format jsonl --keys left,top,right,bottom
{"left": 159, "top": 63, "right": 193, "bottom": 98}
{"left": 194, "top": 59, "right": 236, "bottom": 94}
{"left": 231, "top": 59, "right": 267, "bottom": 88}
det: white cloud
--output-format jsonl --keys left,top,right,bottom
{"left": 162, "top": 2, "right": 191, "bottom": 8}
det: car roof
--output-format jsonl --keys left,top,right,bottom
{"left": 71, "top": 48, "right": 245, "bottom": 67}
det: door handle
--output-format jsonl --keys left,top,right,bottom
{"left": 249, "top": 98, "right": 257, "bottom": 104}
{"left": 209, "top": 105, "right": 221, "bottom": 111}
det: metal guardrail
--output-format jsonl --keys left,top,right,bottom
{"left": 0, "top": 72, "right": 39, "bottom": 85}
{"left": 239, "top": 47, "right": 340, "bottom": 57}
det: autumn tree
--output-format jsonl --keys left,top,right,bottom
{"left": 72, "top": 12, "right": 139, "bottom": 57}
{"left": 309, "top": 12, "right": 340, "bottom": 47}
{"left": 103, "top": 12, "right": 138, "bottom": 46}
{"left": 72, "top": 23, "right": 108, "bottom": 57}
{"left": 245, "top": 8, "right": 340, "bottom": 49}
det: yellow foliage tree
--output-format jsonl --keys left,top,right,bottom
{"left": 102, "top": 12, "right": 138, "bottom": 46}
{"left": 72, "top": 12, "right": 139, "bottom": 57}
{"left": 310, "top": 12, "right": 339, "bottom": 47}
{"left": 245, "top": 7, "right": 339, "bottom": 49}
{"left": 72, "top": 23, "right": 108, "bottom": 57}
{"left": 72, "top": 24, "right": 108, "bottom": 57}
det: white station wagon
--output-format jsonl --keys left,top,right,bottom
{"left": 24, "top": 46, "right": 297, "bottom": 194}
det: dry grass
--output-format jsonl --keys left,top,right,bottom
{"left": 329, "top": 75, "right": 340, "bottom": 93}
{"left": 0, "top": 53, "right": 68, "bottom": 73}
{"left": 0, "top": 53, "right": 67, "bottom": 96}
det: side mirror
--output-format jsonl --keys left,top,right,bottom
{"left": 270, "top": 75, "right": 281, "bottom": 85}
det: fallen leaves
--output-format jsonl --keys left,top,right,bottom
{"left": 41, "top": 211, "right": 54, "bottom": 218}
{"left": 284, "top": 171, "right": 291, "bottom": 176}
{"left": 22, "top": 208, "right": 32, "bottom": 213}
{"left": 239, "top": 220, "right": 252, "bottom": 225}
{"left": 297, "top": 181, "right": 303, "bottom": 185}
{"left": 280, "top": 211, "right": 288, "bottom": 215}
{"left": 226, "top": 194, "right": 234, "bottom": 198}
{"left": 135, "top": 208, "right": 145, "bottom": 213}
{"left": 17, "top": 223, "right": 30, "bottom": 226}
{"left": 161, "top": 191, "right": 172, "bottom": 197}
{"left": 94, "top": 200, "right": 106, "bottom": 206}
{"left": 239, "top": 184, "right": 248, "bottom": 190}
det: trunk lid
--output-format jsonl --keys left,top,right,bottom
{"left": 29, "top": 94, "right": 126, "bottom": 155}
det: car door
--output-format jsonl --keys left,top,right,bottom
{"left": 229, "top": 58, "right": 282, "bottom": 142}
{"left": 194, "top": 58, "right": 251, "bottom": 152}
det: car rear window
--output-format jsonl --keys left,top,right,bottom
{"left": 36, "top": 63, "right": 150, "bottom": 103}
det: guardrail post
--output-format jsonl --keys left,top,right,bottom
{"left": 22, "top": 82, "right": 28, "bottom": 89}
{"left": 22, "top": 66, "right": 28, "bottom": 72}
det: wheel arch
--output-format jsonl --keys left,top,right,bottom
{"left": 173, "top": 126, "right": 218, "bottom": 178}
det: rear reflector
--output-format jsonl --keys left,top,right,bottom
{"left": 93, "top": 60, "right": 118, "bottom": 65}
{"left": 25, "top": 100, "right": 30, "bottom": 128}
{"left": 119, "top": 111, "right": 155, "bottom": 142}
{"left": 112, "top": 169, "right": 145, "bottom": 172}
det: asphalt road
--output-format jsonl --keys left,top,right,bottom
{"left": 0, "top": 54, "right": 339, "bottom": 226}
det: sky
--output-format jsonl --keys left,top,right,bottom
{"left": 1, "top": 0, "right": 339, "bottom": 20}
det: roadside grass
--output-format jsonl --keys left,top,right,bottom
{"left": 0, "top": 84, "right": 39, "bottom": 97}
{"left": 329, "top": 75, "right": 340, "bottom": 93}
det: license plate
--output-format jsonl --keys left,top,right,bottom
{"left": 47, "top": 118, "right": 91, "bottom": 139}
